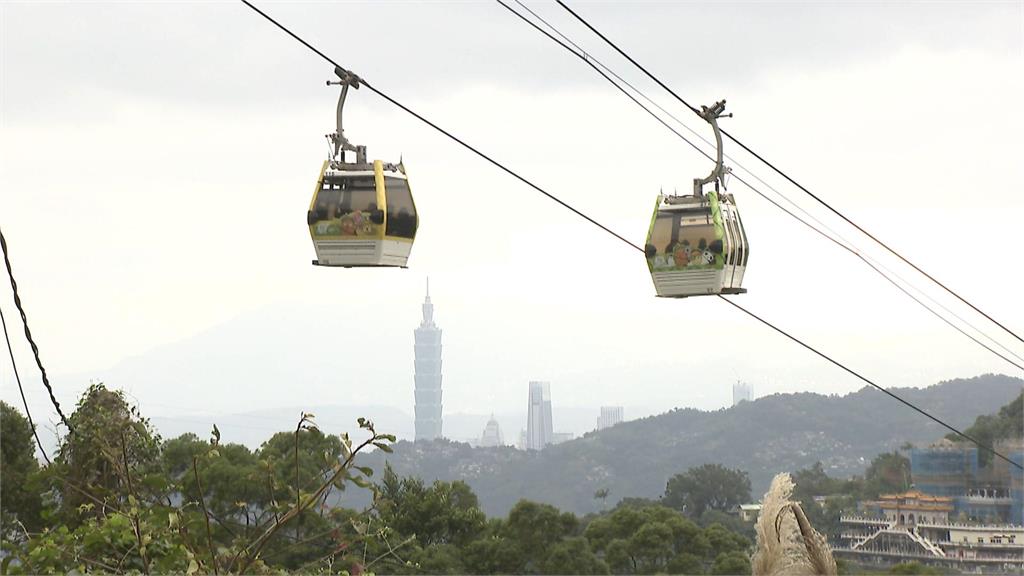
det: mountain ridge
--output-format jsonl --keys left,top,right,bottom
{"left": 342, "top": 374, "right": 1023, "bottom": 517}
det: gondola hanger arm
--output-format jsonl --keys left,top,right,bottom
{"left": 326, "top": 65, "right": 366, "bottom": 165}
{"left": 693, "top": 99, "right": 732, "bottom": 196}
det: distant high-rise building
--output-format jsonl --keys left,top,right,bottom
{"left": 526, "top": 381, "right": 553, "bottom": 450}
{"left": 414, "top": 279, "right": 443, "bottom": 441}
{"left": 479, "top": 415, "right": 504, "bottom": 448}
{"left": 551, "top": 432, "right": 575, "bottom": 445}
{"left": 597, "top": 406, "right": 624, "bottom": 430}
{"left": 732, "top": 381, "right": 752, "bottom": 406}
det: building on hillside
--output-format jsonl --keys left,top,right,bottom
{"left": 910, "top": 440, "right": 1024, "bottom": 524}
{"left": 862, "top": 491, "right": 956, "bottom": 526}
{"left": 479, "top": 415, "right": 504, "bottom": 448}
{"left": 835, "top": 510, "right": 1022, "bottom": 572}
{"left": 738, "top": 503, "right": 762, "bottom": 522}
{"left": 413, "top": 280, "right": 443, "bottom": 441}
{"left": 911, "top": 441, "right": 979, "bottom": 499}
{"left": 732, "top": 381, "right": 752, "bottom": 406}
{"left": 526, "top": 381, "right": 553, "bottom": 450}
{"left": 551, "top": 432, "right": 574, "bottom": 445}
{"left": 597, "top": 406, "right": 624, "bottom": 430}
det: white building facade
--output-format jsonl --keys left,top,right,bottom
{"left": 597, "top": 406, "right": 624, "bottom": 430}
{"left": 732, "top": 381, "right": 752, "bottom": 406}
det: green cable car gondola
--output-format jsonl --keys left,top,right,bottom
{"left": 645, "top": 100, "right": 748, "bottom": 297}
{"left": 308, "top": 67, "right": 418, "bottom": 268}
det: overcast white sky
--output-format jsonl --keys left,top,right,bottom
{"left": 1, "top": 1, "right": 1022, "bottom": 446}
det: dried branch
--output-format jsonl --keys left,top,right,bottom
{"left": 193, "top": 456, "right": 220, "bottom": 575}
{"left": 236, "top": 430, "right": 382, "bottom": 574}
{"left": 120, "top": 432, "right": 150, "bottom": 575}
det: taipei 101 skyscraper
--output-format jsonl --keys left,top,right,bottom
{"left": 413, "top": 279, "right": 443, "bottom": 440}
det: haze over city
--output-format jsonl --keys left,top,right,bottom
{"left": 2, "top": 1, "right": 1022, "bottom": 449}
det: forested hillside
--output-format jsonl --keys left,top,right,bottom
{"left": 349, "top": 374, "right": 1024, "bottom": 516}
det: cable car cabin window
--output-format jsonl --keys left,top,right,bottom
{"left": 677, "top": 215, "right": 722, "bottom": 269}
{"left": 647, "top": 210, "right": 722, "bottom": 270}
{"left": 311, "top": 176, "right": 380, "bottom": 238}
{"left": 724, "top": 206, "right": 741, "bottom": 266}
{"left": 647, "top": 213, "right": 675, "bottom": 269}
{"left": 737, "top": 210, "right": 750, "bottom": 266}
{"left": 384, "top": 177, "right": 417, "bottom": 239}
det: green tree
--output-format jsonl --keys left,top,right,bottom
{"left": 504, "top": 499, "right": 578, "bottom": 568}
{"left": 540, "top": 536, "right": 609, "bottom": 575}
{"left": 585, "top": 506, "right": 646, "bottom": 552}
{"left": 604, "top": 538, "right": 633, "bottom": 573}
{"left": 463, "top": 535, "right": 526, "bottom": 574}
{"left": 377, "top": 464, "right": 487, "bottom": 548}
{"left": 862, "top": 452, "right": 911, "bottom": 499}
{"left": 663, "top": 464, "right": 751, "bottom": 518}
{"left": 52, "top": 383, "right": 162, "bottom": 526}
{"left": 666, "top": 552, "right": 704, "bottom": 575}
{"left": 710, "top": 550, "right": 751, "bottom": 575}
{"left": 0, "top": 401, "right": 43, "bottom": 533}
{"left": 791, "top": 462, "right": 839, "bottom": 498}
{"left": 12, "top": 506, "right": 193, "bottom": 575}
{"left": 406, "top": 542, "right": 465, "bottom": 574}
{"left": 8, "top": 392, "right": 395, "bottom": 575}
{"left": 584, "top": 504, "right": 722, "bottom": 574}
{"left": 257, "top": 423, "right": 344, "bottom": 507}
{"left": 698, "top": 508, "right": 755, "bottom": 539}
{"left": 628, "top": 522, "right": 674, "bottom": 571}
{"left": 947, "top": 392, "right": 1023, "bottom": 466}
{"left": 163, "top": 433, "right": 261, "bottom": 528}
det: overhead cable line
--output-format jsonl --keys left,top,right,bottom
{"left": 1, "top": 304, "right": 51, "bottom": 463}
{"left": 496, "top": 0, "right": 1024, "bottom": 371}
{"left": 1, "top": 227, "right": 73, "bottom": 433}
{"left": 554, "top": 0, "right": 1024, "bottom": 346}
{"left": 716, "top": 295, "right": 1021, "bottom": 470}
{"left": 238, "top": 0, "right": 1023, "bottom": 471}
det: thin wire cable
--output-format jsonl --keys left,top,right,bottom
{"left": 497, "top": 0, "right": 1024, "bottom": 371}
{"left": 1, "top": 227, "right": 73, "bottom": 433}
{"left": 554, "top": 0, "right": 1023, "bottom": 346}
{"left": 717, "top": 295, "right": 1021, "bottom": 470}
{"left": 238, "top": 0, "right": 1022, "bottom": 470}
{"left": 1, "top": 304, "right": 51, "bottom": 464}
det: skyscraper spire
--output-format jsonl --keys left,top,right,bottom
{"left": 421, "top": 277, "right": 434, "bottom": 326}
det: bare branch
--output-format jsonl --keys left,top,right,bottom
{"left": 237, "top": 431, "right": 383, "bottom": 574}
{"left": 192, "top": 456, "right": 220, "bottom": 575}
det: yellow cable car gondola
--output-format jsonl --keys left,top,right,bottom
{"left": 645, "top": 100, "right": 748, "bottom": 297}
{"left": 308, "top": 67, "right": 418, "bottom": 267}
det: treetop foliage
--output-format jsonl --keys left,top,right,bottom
{"left": 0, "top": 385, "right": 759, "bottom": 575}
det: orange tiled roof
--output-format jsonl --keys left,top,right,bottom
{"left": 878, "top": 490, "right": 954, "bottom": 504}
{"left": 878, "top": 502, "right": 954, "bottom": 512}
